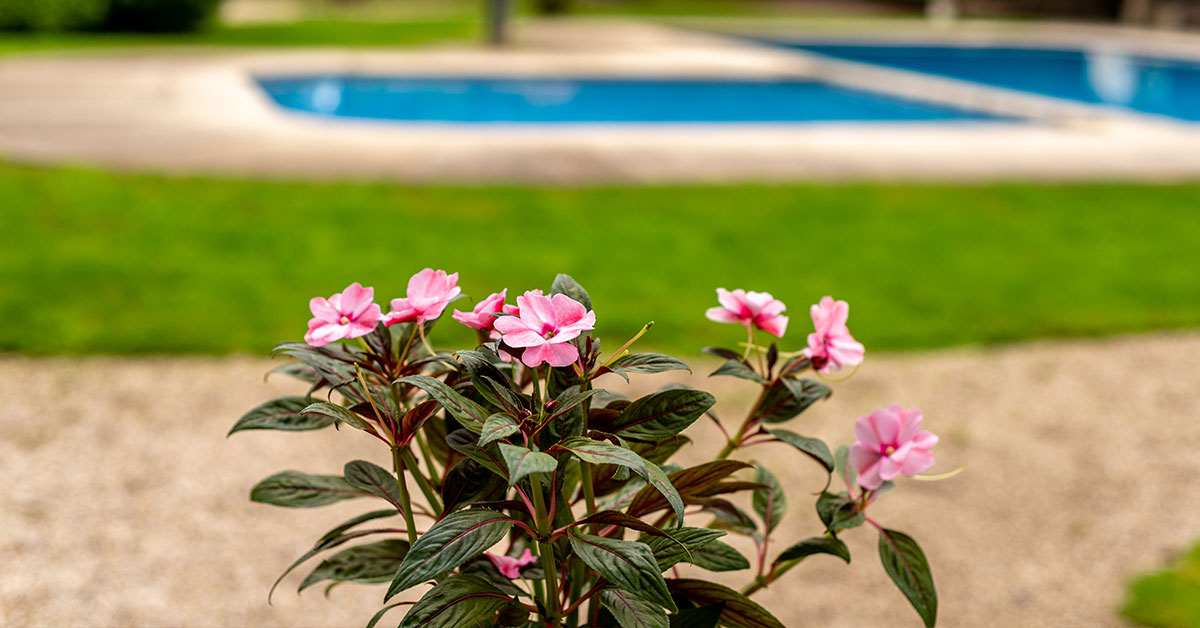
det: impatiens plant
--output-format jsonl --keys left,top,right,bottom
{"left": 232, "top": 271, "right": 950, "bottom": 628}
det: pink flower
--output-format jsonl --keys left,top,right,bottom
{"left": 493, "top": 291, "right": 596, "bottom": 368}
{"left": 486, "top": 549, "right": 537, "bottom": 579}
{"left": 849, "top": 405, "right": 938, "bottom": 490}
{"left": 802, "top": 296, "right": 864, "bottom": 374}
{"left": 304, "top": 282, "right": 383, "bottom": 347}
{"left": 452, "top": 289, "right": 509, "bottom": 331}
{"left": 383, "top": 268, "right": 461, "bottom": 326}
{"left": 705, "top": 288, "right": 789, "bottom": 338}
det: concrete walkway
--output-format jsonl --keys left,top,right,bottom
{"left": 3, "top": 19, "right": 1200, "bottom": 182}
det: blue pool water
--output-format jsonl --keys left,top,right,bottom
{"left": 256, "top": 76, "right": 1002, "bottom": 123}
{"left": 782, "top": 43, "right": 1200, "bottom": 121}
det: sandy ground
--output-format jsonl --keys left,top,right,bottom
{"left": 1, "top": 333, "right": 1198, "bottom": 627}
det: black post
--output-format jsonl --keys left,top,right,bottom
{"left": 487, "top": 0, "right": 510, "bottom": 47}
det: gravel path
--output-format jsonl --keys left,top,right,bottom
{"left": 2, "top": 333, "right": 1197, "bottom": 627}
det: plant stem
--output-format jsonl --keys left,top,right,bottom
{"left": 529, "top": 472, "right": 562, "bottom": 623}
{"left": 580, "top": 463, "right": 598, "bottom": 532}
{"left": 391, "top": 446, "right": 419, "bottom": 546}
{"left": 716, "top": 385, "right": 769, "bottom": 460}
{"left": 401, "top": 448, "right": 443, "bottom": 516}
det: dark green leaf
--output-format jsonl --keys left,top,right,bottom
{"left": 641, "top": 527, "right": 726, "bottom": 571}
{"left": 816, "top": 491, "right": 864, "bottom": 532}
{"left": 498, "top": 443, "right": 557, "bottom": 487}
{"left": 442, "top": 458, "right": 506, "bottom": 513}
{"left": 689, "top": 540, "right": 751, "bottom": 572}
{"left": 302, "top": 401, "right": 372, "bottom": 432}
{"left": 395, "top": 375, "right": 490, "bottom": 433}
{"left": 569, "top": 532, "right": 676, "bottom": 612}
{"left": 709, "top": 360, "right": 763, "bottom": 383}
{"left": 478, "top": 413, "right": 520, "bottom": 447}
{"left": 550, "top": 273, "right": 592, "bottom": 311}
{"left": 602, "top": 589, "right": 669, "bottom": 628}
{"left": 397, "top": 574, "right": 514, "bottom": 628}
{"left": 365, "top": 602, "right": 407, "bottom": 628}
{"left": 272, "top": 342, "right": 358, "bottom": 387}
{"left": 751, "top": 463, "right": 786, "bottom": 534}
{"left": 765, "top": 429, "right": 834, "bottom": 473}
{"left": 386, "top": 509, "right": 513, "bottom": 598}
{"left": 343, "top": 460, "right": 403, "bottom": 512}
{"left": 610, "top": 353, "right": 692, "bottom": 375}
{"left": 364, "top": 321, "right": 393, "bottom": 358}
{"left": 250, "top": 471, "right": 366, "bottom": 508}
{"left": 298, "top": 539, "right": 409, "bottom": 592}
{"left": 757, "top": 377, "right": 831, "bottom": 424}
{"left": 455, "top": 350, "right": 523, "bottom": 414}
{"left": 879, "top": 529, "right": 938, "bottom": 628}
{"left": 666, "top": 579, "right": 784, "bottom": 628}
{"left": 316, "top": 510, "right": 398, "bottom": 546}
{"left": 703, "top": 499, "right": 758, "bottom": 537}
{"left": 229, "top": 396, "right": 333, "bottom": 435}
{"left": 447, "top": 429, "right": 507, "bottom": 479}
{"left": 669, "top": 603, "right": 726, "bottom": 628}
{"left": 775, "top": 537, "right": 850, "bottom": 565}
{"left": 554, "top": 437, "right": 684, "bottom": 524}
{"left": 577, "top": 510, "right": 677, "bottom": 539}
{"left": 627, "top": 461, "right": 751, "bottom": 519}
{"left": 613, "top": 389, "right": 716, "bottom": 442}
{"left": 266, "top": 361, "right": 322, "bottom": 386}
{"left": 700, "top": 347, "right": 741, "bottom": 361}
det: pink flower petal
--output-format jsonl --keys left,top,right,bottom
{"left": 706, "top": 307, "right": 743, "bottom": 324}
{"left": 544, "top": 342, "right": 580, "bottom": 367}
{"left": 756, "top": 313, "right": 788, "bottom": 338}
{"left": 309, "top": 296, "right": 339, "bottom": 322}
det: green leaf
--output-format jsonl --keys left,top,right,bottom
{"left": 709, "top": 360, "right": 763, "bottom": 383}
{"left": 577, "top": 510, "right": 678, "bottom": 539}
{"left": 365, "top": 602, "right": 408, "bottom": 628}
{"left": 609, "top": 353, "right": 692, "bottom": 375}
{"left": 775, "top": 537, "right": 850, "bottom": 565}
{"left": 386, "top": 509, "right": 513, "bottom": 599}
{"left": 554, "top": 437, "right": 685, "bottom": 524}
{"left": 498, "top": 443, "right": 557, "bottom": 487}
{"left": 441, "top": 458, "right": 506, "bottom": 513}
{"left": 395, "top": 375, "right": 490, "bottom": 434}
{"left": 267, "top": 511, "right": 398, "bottom": 603}
{"left": 816, "top": 491, "right": 864, "bottom": 532}
{"left": 627, "top": 461, "right": 751, "bottom": 519}
{"left": 301, "top": 401, "right": 372, "bottom": 432}
{"left": 602, "top": 589, "right": 669, "bottom": 628}
{"left": 756, "top": 377, "right": 831, "bottom": 424}
{"left": 456, "top": 350, "right": 523, "bottom": 415}
{"left": 569, "top": 532, "right": 677, "bottom": 612}
{"left": 447, "top": 429, "right": 507, "bottom": 479}
{"left": 550, "top": 273, "right": 592, "bottom": 311}
{"left": 229, "top": 396, "right": 333, "bottom": 435}
{"left": 641, "top": 527, "right": 726, "bottom": 571}
{"left": 343, "top": 460, "right": 404, "bottom": 512}
{"left": 833, "top": 444, "right": 858, "bottom": 490}
{"left": 397, "top": 574, "right": 514, "bottom": 628}
{"left": 666, "top": 579, "right": 784, "bottom": 628}
{"left": 316, "top": 509, "right": 398, "bottom": 546}
{"left": 272, "top": 342, "right": 358, "bottom": 387}
{"left": 765, "top": 429, "right": 834, "bottom": 473}
{"left": 669, "top": 603, "right": 726, "bottom": 628}
{"left": 478, "top": 413, "right": 520, "bottom": 447}
{"left": 689, "top": 540, "right": 751, "bottom": 572}
{"left": 879, "top": 529, "right": 938, "bottom": 628}
{"left": 703, "top": 499, "right": 758, "bottom": 537}
{"left": 751, "top": 463, "right": 786, "bottom": 534}
{"left": 250, "top": 471, "right": 367, "bottom": 508}
{"left": 298, "top": 539, "right": 409, "bottom": 592}
{"left": 613, "top": 389, "right": 716, "bottom": 442}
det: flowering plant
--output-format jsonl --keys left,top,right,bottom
{"left": 232, "top": 271, "right": 947, "bottom": 628}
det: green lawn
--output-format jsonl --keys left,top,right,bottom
{"left": 0, "top": 19, "right": 478, "bottom": 56}
{"left": 1, "top": 162, "right": 1197, "bottom": 356}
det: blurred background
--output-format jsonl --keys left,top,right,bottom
{"left": 1, "top": 1, "right": 1199, "bottom": 627}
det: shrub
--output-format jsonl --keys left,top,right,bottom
{"left": 101, "top": 0, "right": 222, "bottom": 32}
{"left": 0, "top": 0, "right": 107, "bottom": 32}
{"left": 233, "top": 271, "right": 954, "bottom": 628}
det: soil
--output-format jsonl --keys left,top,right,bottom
{"left": 2, "top": 332, "right": 1197, "bottom": 627}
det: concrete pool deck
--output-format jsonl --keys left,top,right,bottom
{"left": 3, "top": 18, "right": 1200, "bottom": 182}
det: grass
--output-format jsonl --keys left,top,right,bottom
{"left": 1, "top": 162, "right": 1198, "bottom": 356}
{"left": 1122, "top": 543, "right": 1200, "bottom": 628}
{"left": 0, "top": 19, "right": 478, "bottom": 56}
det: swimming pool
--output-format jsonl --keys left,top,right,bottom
{"left": 781, "top": 43, "right": 1200, "bottom": 121}
{"left": 256, "top": 76, "right": 1002, "bottom": 124}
